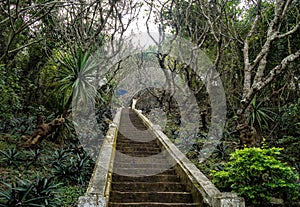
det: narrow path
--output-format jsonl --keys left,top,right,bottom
{"left": 108, "top": 108, "right": 200, "bottom": 207}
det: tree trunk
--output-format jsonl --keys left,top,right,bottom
{"left": 21, "top": 115, "right": 65, "bottom": 148}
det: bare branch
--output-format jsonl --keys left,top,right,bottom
{"left": 256, "top": 50, "right": 300, "bottom": 91}
{"left": 8, "top": 39, "right": 43, "bottom": 54}
{"left": 277, "top": 22, "right": 300, "bottom": 39}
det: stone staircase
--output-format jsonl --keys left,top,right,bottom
{"left": 108, "top": 108, "right": 200, "bottom": 206}
{"left": 78, "top": 108, "right": 245, "bottom": 207}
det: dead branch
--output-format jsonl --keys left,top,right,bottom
{"left": 21, "top": 115, "right": 65, "bottom": 148}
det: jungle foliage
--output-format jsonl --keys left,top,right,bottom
{"left": 0, "top": 0, "right": 299, "bottom": 206}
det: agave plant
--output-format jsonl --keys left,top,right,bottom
{"left": 0, "top": 175, "right": 61, "bottom": 207}
{"left": 249, "top": 95, "right": 276, "bottom": 131}
{"left": 51, "top": 147, "right": 94, "bottom": 185}
{"left": 23, "top": 148, "right": 43, "bottom": 169}
{"left": 52, "top": 148, "right": 72, "bottom": 164}
{"left": 0, "top": 147, "right": 20, "bottom": 167}
{"left": 33, "top": 175, "right": 61, "bottom": 204}
{"left": 0, "top": 178, "right": 40, "bottom": 207}
{"left": 55, "top": 48, "right": 99, "bottom": 117}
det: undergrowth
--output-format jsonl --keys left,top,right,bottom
{"left": 0, "top": 133, "right": 95, "bottom": 207}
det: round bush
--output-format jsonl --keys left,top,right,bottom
{"left": 211, "top": 147, "right": 299, "bottom": 206}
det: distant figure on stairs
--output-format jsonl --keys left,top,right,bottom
{"left": 131, "top": 98, "right": 137, "bottom": 109}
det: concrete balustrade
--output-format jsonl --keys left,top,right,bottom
{"left": 134, "top": 109, "right": 245, "bottom": 207}
{"left": 78, "top": 108, "right": 245, "bottom": 207}
{"left": 78, "top": 108, "right": 122, "bottom": 207}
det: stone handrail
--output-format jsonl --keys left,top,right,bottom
{"left": 78, "top": 107, "right": 245, "bottom": 207}
{"left": 77, "top": 108, "right": 122, "bottom": 207}
{"left": 134, "top": 109, "right": 245, "bottom": 207}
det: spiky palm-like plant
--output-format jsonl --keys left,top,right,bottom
{"left": 249, "top": 95, "right": 276, "bottom": 131}
{"left": 56, "top": 48, "right": 98, "bottom": 117}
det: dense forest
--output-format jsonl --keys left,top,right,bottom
{"left": 0, "top": 0, "right": 299, "bottom": 206}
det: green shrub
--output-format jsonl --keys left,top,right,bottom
{"left": 0, "top": 65, "right": 24, "bottom": 132}
{"left": 0, "top": 147, "right": 21, "bottom": 167}
{"left": 278, "top": 135, "right": 300, "bottom": 164}
{"left": 211, "top": 147, "right": 299, "bottom": 206}
{"left": 51, "top": 147, "right": 94, "bottom": 185}
{"left": 59, "top": 186, "right": 85, "bottom": 207}
{"left": 277, "top": 98, "right": 300, "bottom": 137}
{"left": 0, "top": 175, "right": 61, "bottom": 207}
{"left": 276, "top": 98, "right": 300, "bottom": 172}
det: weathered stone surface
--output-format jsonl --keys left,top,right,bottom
{"left": 78, "top": 108, "right": 122, "bottom": 207}
{"left": 270, "top": 197, "right": 284, "bottom": 206}
{"left": 79, "top": 108, "right": 245, "bottom": 207}
{"left": 213, "top": 193, "right": 245, "bottom": 207}
{"left": 78, "top": 195, "right": 107, "bottom": 207}
{"left": 135, "top": 109, "right": 245, "bottom": 207}
{"left": 108, "top": 109, "right": 199, "bottom": 206}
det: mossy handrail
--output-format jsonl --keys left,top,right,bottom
{"left": 134, "top": 109, "right": 245, "bottom": 207}
{"left": 77, "top": 108, "right": 122, "bottom": 207}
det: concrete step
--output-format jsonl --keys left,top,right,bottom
{"left": 112, "top": 168, "right": 176, "bottom": 175}
{"left": 108, "top": 202, "right": 201, "bottom": 207}
{"left": 116, "top": 147, "right": 161, "bottom": 152}
{"left": 116, "top": 144, "right": 159, "bottom": 149}
{"left": 108, "top": 109, "right": 199, "bottom": 206}
{"left": 109, "top": 191, "right": 193, "bottom": 203}
{"left": 113, "top": 162, "right": 171, "bottom": 168}
{"left": 114, "top": 156, "right": 169, "bottom": 162}
{"left": 118, "top": 123, "right": 147, "bottom": 130}
{"left": 112, "top": 174, "right": 181, "bottom": 182}
{"left": 117, "top": 139, "right": 159, "bottom": 147}
{"left": 116, "top": 151, "right": 161, "bottom": 156}
{"left": 116, "top": 142, "right": 158, "bottom": 146}
{"left": 117, "top": 137, "right": 157, "bottom": 142}
{"left": 113, "top": 160, "right": 171, "bottom": 167}
{"left": 117, "top": 136, "right": 152, "bottom": 141}
{"left": 111, "top": 182, "right": 186, "bottom": 192}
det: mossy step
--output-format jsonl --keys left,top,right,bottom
{"left": 109, "top": 191, "right": 193, "bottom": 203}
